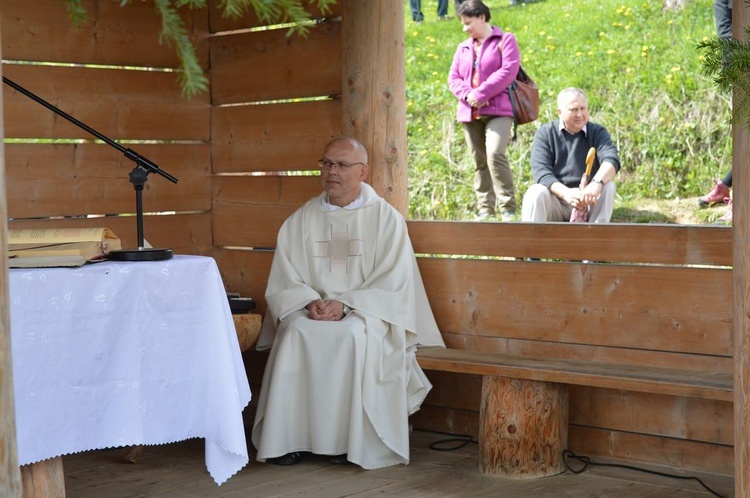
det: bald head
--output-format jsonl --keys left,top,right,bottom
{"left": 324, "top": 136, "right": 369, "bottom": 165}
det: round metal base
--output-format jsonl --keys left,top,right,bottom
{"left": 108, "top": 248, "right": 173, "bottom": 262}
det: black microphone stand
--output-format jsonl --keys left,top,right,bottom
{"left": 3, "top": 76, "right": 178, "bottom": 261}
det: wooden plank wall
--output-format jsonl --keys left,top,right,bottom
{"left": 407, "top": 221, "right": 734, "bottom": 477}
{"left": 208, "top": 1, "right": 343, "bottom": 301}
{"left": 1, "top": 0, "right": 212, "bottom": 254}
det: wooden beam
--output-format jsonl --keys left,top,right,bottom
{"left": 0, "top": 28, "right": 23, "bottom": 497}
{"left": 734, "top": 1, "right": 750, "bottom": 496}
{"left": 341, "top": 0, "right": 408, "bottom": 214}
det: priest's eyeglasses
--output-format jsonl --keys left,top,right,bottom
{"left": 317, "top": 158, "right": 365, "bottom": 170}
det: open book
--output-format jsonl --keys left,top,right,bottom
{"left": 8, "top": 227, "right": 122, "bottom": 268}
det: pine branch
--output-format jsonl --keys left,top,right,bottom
{"left": 63, "top": 0, "right": 88, "bottom": 26}
{"left": 699, "top": 27, "right": 750, "bottom": 129}
{"left": 59, "top": 0, "right": 335, "bottom": 98}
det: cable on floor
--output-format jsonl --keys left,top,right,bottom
{"left": 416, "top": 429, "right": 478, "bottom": 451}
{"left": 563, "top": 449, "right": 727, "bottom": 498}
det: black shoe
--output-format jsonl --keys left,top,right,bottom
{"left": 269, "top": 452, "right": 305, "bottom": 466}
{"left": 329, "top": 453, "right": 349, "bottom": 465}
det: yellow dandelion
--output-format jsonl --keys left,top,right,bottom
{"left": 642, "top": 45, "right": 649, "bottom": 51}
{"left": 432, "top": 71, "right": 438, "bottom": 76}
{"left": 703, "top": 36, "right": 709, "bottom": 42}
{"left": 607, "top": 49, "right": 615, "bottom": 54}
{"left": 419, "top": 150, "right": 427, "bottom": 156}
{"left": 576, "top": 51, "right": 583, "bottom": 57}
{"left": 670, "top": 66, "right": 681, "bottom": 72}
{"left": 626, "top": 68, "right": 632, "bottom": 73}
{"left": 599, "top": 32, "right": 606, "bottom": 37}
{"left": 666, "top": 74, "right": 673, "bottom": 81}
{"left": 588, "top": 50, "right": 594, "bottom": 56}
{"left": 625, "top": 24, "right": 631, "bottom": 29}
{"left": 667, "top": 20, "right": 673, "bottom": 25}
{"left": 564, "top": 13, "right": 570, "bottom": 18}
{"left": 428, "top": 124, "right": 434, "bottom": 130}
{"left": 539, "top": 30, "right": 546, "bottom": 36}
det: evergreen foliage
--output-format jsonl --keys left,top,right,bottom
{"left": 699, "top": 0, "right": 750, "bottom": 129}
{"left": 61, "top": 0, "right": 336, "bottom": 97}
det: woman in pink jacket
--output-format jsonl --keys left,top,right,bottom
{"left": 448, "top": 0, "right": 520, "bottom": 221}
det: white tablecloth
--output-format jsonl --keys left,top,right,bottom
{"left": 10, "top": 255, "right": 251, "bottom": 485}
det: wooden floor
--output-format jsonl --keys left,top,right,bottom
{"left": 61, "top": 430, "right": 734, "bottom": 498}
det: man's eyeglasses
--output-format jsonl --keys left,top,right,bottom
{"left": 317, "top": 158, "right": 366, "bottom": 170}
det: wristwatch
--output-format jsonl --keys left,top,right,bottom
{"left": 592, "top": 178, "right": 604, "bottom": 184}
{"left": 342, "top": 304, "right": 352, "bottom": 316}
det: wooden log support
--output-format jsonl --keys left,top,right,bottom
{"left": 20, "top": 458, "right": 65, "bottom": 498}
{"left": 233, "top": 313, "right": 262, "bottom": 353}
{"left": 479, "top": 376, "right": 568, "bottom": 478}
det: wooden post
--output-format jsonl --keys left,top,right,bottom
{"left": 0, "top": 22, "right": 23, "bottom": 496}
{"left": 20, "top": 459, "right": 65, "bottom": 498}
{"left": 479, "top": 376, "right": 568, "bottom": 478}
{"left": 734, "top": 2, "right": 750, "bottom": 497}
{"left": 340, "top": 0, "right": 408, "bottom": 215}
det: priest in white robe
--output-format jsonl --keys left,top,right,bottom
{"left": 252, "top": 136, "right": 445, "bottom": 469}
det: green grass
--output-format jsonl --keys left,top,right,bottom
{"left": 404, "top": 0, "right": 732, "bottom": 222}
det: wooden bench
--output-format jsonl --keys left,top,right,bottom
{"left": 416, "top": 347, "right": 732, "bottom": 477}
{"left": 407, "top": 221, "right": 733, "bottom": 479}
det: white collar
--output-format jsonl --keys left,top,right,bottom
{"left": 320, "top": 190, "right": 366, "bottom": 211}
{"left": 559, "top": 120, "right": 588, "bottom": 136}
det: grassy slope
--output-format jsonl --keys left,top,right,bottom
{"left": 404, "top": 0, "right": 732, "bottom": 223}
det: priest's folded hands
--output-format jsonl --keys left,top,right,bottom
{"left": 305, "top": 299, "right": 348, "bottom": 321}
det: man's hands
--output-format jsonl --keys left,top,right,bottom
{"left": 562, "top": 181, "right": 603, "bottom": 209}
{"left": 306, "top": 299, "right": 348, "bottom": 321}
